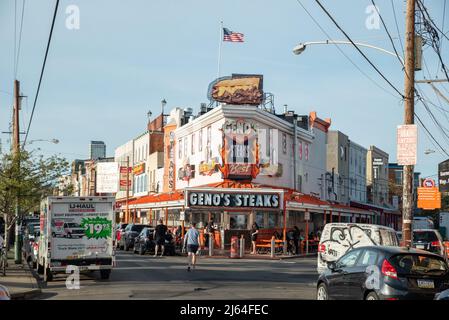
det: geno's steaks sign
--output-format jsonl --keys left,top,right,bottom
{"left": 185, "top": 189, "right": 283, "bottom": 209}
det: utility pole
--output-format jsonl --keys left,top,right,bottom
{"left": 13, "top": 80, "right": 22, "bottom": 263}
{"left": 402, "top": 0, "right": 416, "bottom": 247}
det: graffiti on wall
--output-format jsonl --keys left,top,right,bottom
{"left": 318, "top": 225, "right": 377, "bottom": 265}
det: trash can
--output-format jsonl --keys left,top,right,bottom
{"left": 230, "top": 236, "right": 239, "bottom": 258}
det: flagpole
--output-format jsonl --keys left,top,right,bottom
{"left": 217, "top": 20, "right": 223, "bottom": 80}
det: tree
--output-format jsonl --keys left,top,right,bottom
{"left": 0, "top": 149, "right": 69, "bottom": 250}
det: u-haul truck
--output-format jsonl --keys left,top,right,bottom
{"left": 37, "top": 197, "right": 116, "bottom": 282}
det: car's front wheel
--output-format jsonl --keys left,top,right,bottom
{"left": 317, "top": 283, "right": 329, "bottom": 300}
{"left": 365, "top": 291, "right": 380, "bottom": 300}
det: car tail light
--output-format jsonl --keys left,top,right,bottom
{"left": 318, "top": 244, "right": 326, "bottom": 253}
{"left": 431, "top": 241, "right": 441, "bottom": 247}
{"left": 381, "top": 259, "right": 398, "bottom": 279}
{"left": 386, "top": 298, "right": 398, "bottom": 300}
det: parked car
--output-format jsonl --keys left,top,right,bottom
{"left": 119, "top": 224, "right": 149, "bottom": 251}
{"left": 413, "top": 229, "right": 446, "bottom": 257}
{"left": 397, "top": 231, "right": 402, "bottom": 243}
{"left": 317, "top": 223, "right": 399, "bottom": 273}
{"left": 0, "top": 284, "right": 10, "bottom": 300}
{"left": 435, "top": 288, "right": 449, "bottom": 300}
{"left": 115, "top": 223, "right": 128, "bottom": 249}
{"left": 133, "top": 227, "right": 155, "bottom": 255}
{"left": 30, "top": 233, "right": 40, "bottom": 269}
{"left": 22, "top": 223, "right": 40, "bottom": 263}
{"left": 317, "top": 246, "right": 449, "bottom": 300}
{"left": 161, "top": 231, "right": 176, "bottom": 256}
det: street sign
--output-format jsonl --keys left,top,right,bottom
{"left": 96, "top": 162, "right": 119, "bottom": 193}
{"left": 304, "top": 211, "right": 310, "bottom": 221}
{"left": 417, "top": 186, "right": 441, "bottom": 210}
{"left": 180, "top": 211, "right": 185, "bottom": 221}
{"left": 119, "top": 166, "right": 132, "bottom": 191}
{"left": 422, "top": 178, "right": 436, "bottom": 188}
{"left": 372, "top": 158, "right": 384, "bottom": 166}
{"left": 397, "top": 124, "right": 417, "bottom": 165}
{"left": 438, "top": 159, "right": 449, "bottom": 192}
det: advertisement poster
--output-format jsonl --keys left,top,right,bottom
{"left": 51, "top": 202, "right": 113, "bottom": 260}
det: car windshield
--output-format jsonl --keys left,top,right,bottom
{"left": 67, "top": 223, "right": 79, "bottom": 228}
{"left": 414, "top": 231, "right": 438, "bottom": 242}
{"left": 390, "top": 254, "right": 448, "bottom": 276}
{"left": 131, "top": 225, "right": 145, "bottom": 232}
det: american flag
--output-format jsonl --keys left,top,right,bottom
{"left": 223, "top": 28, "right": 244, "bottom": 42}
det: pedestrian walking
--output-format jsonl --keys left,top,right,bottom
{"left": 250, "top": 222, "right": 259, "bottom": 254}
{"left": 184, "top": 222, "right": 200, "bottom": 271}
{"left": 154, "top": 219, "right": 168, "bottom": 257}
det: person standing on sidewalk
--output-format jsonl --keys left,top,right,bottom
{"left": 184, "top": 222, "right": 200, "bottom": 272}
{"left": 154, "top": 219, "right": 167, "bottom": 257}
{"left": 250, "top": 222, "right": 259, "bottom": 254}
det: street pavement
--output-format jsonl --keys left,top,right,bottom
{"left": 34, "top": 251, "right": 319, "bottom": 300}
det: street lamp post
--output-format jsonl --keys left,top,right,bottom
{"left": 292, "top": 40, "right": 405, "bottom": 65}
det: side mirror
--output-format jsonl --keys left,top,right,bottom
{"left": 327, "top": 262, "right": 337, "bottom": 271}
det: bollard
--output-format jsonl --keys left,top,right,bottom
{"left": 239, "top": 234, "right": 245, "bottom": 258}
{"left": 270, "top": 236, "right": 275, "bottom": 258}
{"left": 209, "top": 234, "right": 214, "bottom": 256}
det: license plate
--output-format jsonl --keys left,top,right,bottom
{"left": 416, "top": 245, "right": 425, "bottom": 249}
{"left": 417, "top": 279, "right": 434, "bottom": 289}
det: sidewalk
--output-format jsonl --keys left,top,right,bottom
{"left": 0, "top": 250, "right": 41, "bottom": 299}
{"left": 197, "top": 249, "right": 317, "bottom": 260}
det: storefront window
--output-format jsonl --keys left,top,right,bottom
{"left": 255, "top": 212, "right": 264, "bottom": 228}
{"left": 268, "top": 212, "right": 277, "bottom": 228}
{"left": 229, "top": 214, "right": 248, "bottom": 230}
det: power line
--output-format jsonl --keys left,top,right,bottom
{"left": 313, "top": 0, "right": 405, "bottom": 98}
{"left": 390, "top": 0, "right": 405, "bottom": 55}
{"left": 371, "top": 0, "right": 405, "bottom": 68}
{"left": 415, "top": 107, "right": 449, "bottom": 157}
{"left": 14, "top": 0, "right": 26, "bottom": 79}
{"left": 23, "top": 0, "right": 60, "bottom": 145}
{"left": 294, "top": 0, "right": 399, "bottom": 99}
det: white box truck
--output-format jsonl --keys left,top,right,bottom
{"left": 37, "top": 196, "right": 116, "bottom": 282}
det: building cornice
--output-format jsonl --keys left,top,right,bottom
{"left": 175, "top": 104, "right": 314, "bottom": 142}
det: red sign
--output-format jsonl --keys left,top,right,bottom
{"left": 422, "top": 178, "right": 435, "bottom": 188}
{"left": 119, "top": 166, "right": 132, "bottom": 191}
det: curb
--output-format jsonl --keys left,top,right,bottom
{"left": 11, "top": 288, "right": 42, "bottom": 300}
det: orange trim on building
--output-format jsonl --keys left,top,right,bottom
{"left": 128, "top": 191, "right": 184, "bottom": 206}
{"left": 309, "top": 111, "right": 331, "bottom": 133}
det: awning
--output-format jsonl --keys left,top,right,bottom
{"left": 126, "top": 191, "right": 184, "bottom": 209}
{"left": 328, "top": 203, "right": 373, "bottom": 215}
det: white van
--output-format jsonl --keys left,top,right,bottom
{"left": 317, "top": 223, "right": 399, "bottom": 274}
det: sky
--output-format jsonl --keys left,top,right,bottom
{"left": 1, "top": 0, "right": 449, "bottom": 179}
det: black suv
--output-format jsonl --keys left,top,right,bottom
{"left": 119, "top": 224, "right": 150, "bottom": 251}
{"left": 413, "top": 229, "right": 446, "bottom": 257}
